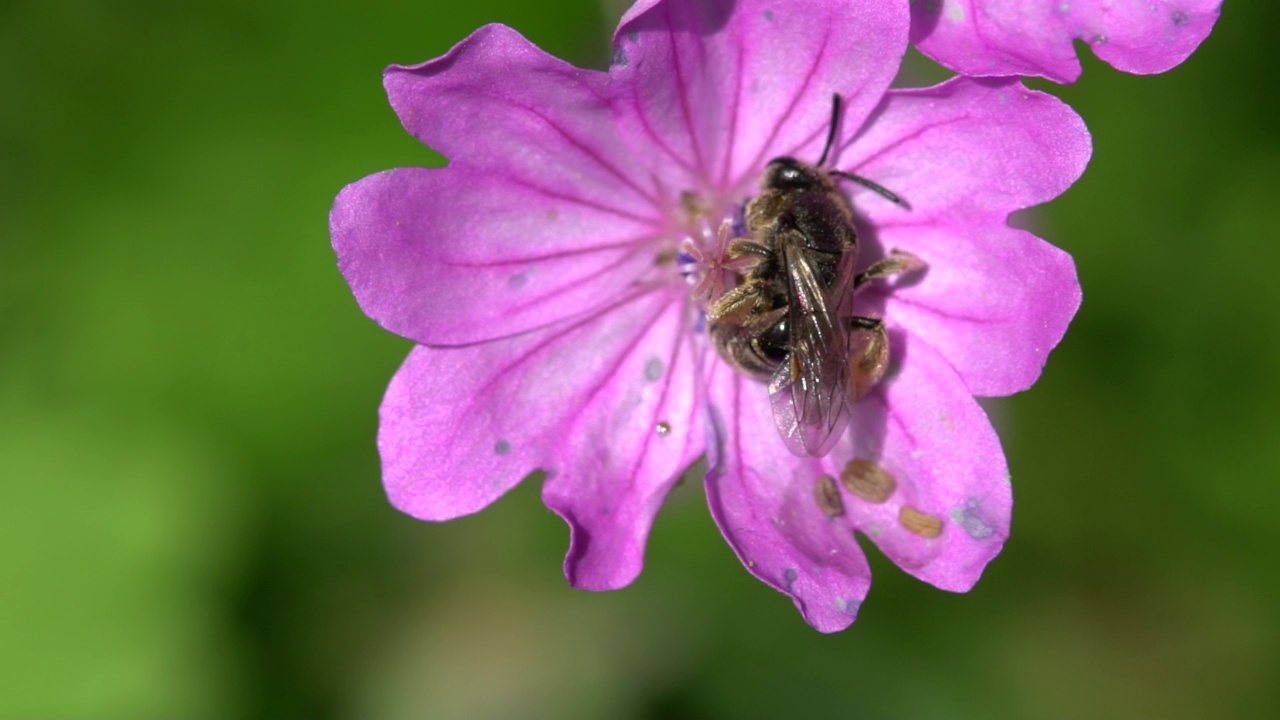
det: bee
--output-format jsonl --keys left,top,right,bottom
{"left": 707, "top": 94, "right": 923, "bottom": 457}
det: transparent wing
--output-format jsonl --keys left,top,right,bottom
{"left": 768, "top": 238, "right": 856, "bottom": 457}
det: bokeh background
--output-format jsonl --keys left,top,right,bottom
{"left": 3, "top": 0, "right": 1277, "bottom": 717}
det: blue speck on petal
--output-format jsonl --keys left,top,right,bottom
{"left": 783, "top": 567, "right": 798, "bottom": 589}
{"left": 835, "top": 597, "right": 861, "bottom": 616}
{"left": 644, "top": 357, "right": 663, "bottom": 381}
{"left": 950, "top": 500, "right": 994, "bottom": 539}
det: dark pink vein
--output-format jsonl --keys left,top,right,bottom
{"left": 717, "top": 41, "right": 748, "bottom": 189}
{"left": 665, "top": 2, "right": 709, "bottom": 174}
{"left": 439, "top": 234, "right": 659, "bottom": 269}
{"left": 506, "top": 175, "right": 656, "bottom": 224}
{"left": 738, "top": 24, "right": 835, "bottom": 184}
{"left": 621, "top": 298, "right": 692, "bottom": 491}
{"left": 845, "top": 114, "right": 972, "bottom": 173}
{"left": 890, "top": 294, "right": 1008, "bottom": 325}
{"left": 444, "top": 286, "right": 667, "bottom": 450}
{"left": 492, "top": 92, "right": 660, "bottom": 207}
{"left": 629, "top": 90, "right": 699, "bottom": 176}
{"left": 504, "top": 245, "right": 652, "bottom": 317}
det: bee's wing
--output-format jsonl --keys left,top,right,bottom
{"left": 768, "top": 238, "right": 855, "bottom": 457}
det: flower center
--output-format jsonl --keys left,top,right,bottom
{"left": 668, "top": 190, "right": 749, "bottom": 309}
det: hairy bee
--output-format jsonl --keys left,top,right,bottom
{"left": 707, "top": 94, "right": 923, "bottom": 457}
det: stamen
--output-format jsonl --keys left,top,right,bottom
{"left": 686, "top": 219, "right": 745, "bottom": 304}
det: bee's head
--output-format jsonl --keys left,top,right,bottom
{"left": 762, "top": 157, "right": 829, "bottom": 192}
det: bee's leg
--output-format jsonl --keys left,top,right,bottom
{"left": 847, "top": 316, "right": 889, "bottom": 399}
{"left": 708, "top": 282, "right": 784, "bottom": 329}
{"left": 855, "top": 250, "right": 925, "bottom": 290}
{"left": 725, "top": 239, "right": 771, "bottom": 262}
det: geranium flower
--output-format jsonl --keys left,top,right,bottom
{"left": 330, "top": 0, "right": 1090, "bottom": 631}
{"left": 910, "top": 0, "right": 1222, "bottom": 83}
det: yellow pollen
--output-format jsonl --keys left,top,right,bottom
{"left": 814, "top": 474, "right": 844, "bottom": 518}
{"left": 840, "top": 459, "right": 896, "bottom": 503}
{"left": 898, "top": 506, "right": 944, "bottom": 538}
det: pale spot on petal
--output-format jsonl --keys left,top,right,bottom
{"left": 644, "top": 357, "right": 664, "bottom": 381}
{"left": 950, "top": 499, "right": 995, "bottom": 539}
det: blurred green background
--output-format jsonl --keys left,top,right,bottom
{"left": 2, "top": 0, "right": 1276, "bottom": 717}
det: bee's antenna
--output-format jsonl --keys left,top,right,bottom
{"left": 816, "top": 93, "right": 841, "bottom": 168}
{"left": 829, "top": 170, "right": 910, "bottom": 209}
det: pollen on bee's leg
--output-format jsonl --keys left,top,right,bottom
{"left": 847, "top": 318, "right": 888, "bottom": 399}
{"left": 854, "top": 250, "right": 926, "bottom": 289}
{"left": 839, "top": 459, "right": 896, "bottom": 503}
{"left": 814, "top": 474, "right": 844, "bottom": 517}
{"left": 898, "top": 506, "right": 944, "bottom": 539}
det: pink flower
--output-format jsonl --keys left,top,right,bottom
{"left": 911, "top": 0, "right": 1222, "bottom": 83}
{"left": 330, "top": 0, "right": 1090, "bottom": 631}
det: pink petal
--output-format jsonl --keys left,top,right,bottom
{"left": 704, "top": 358, "right": 874, "bottom": 633}
{"left": 330, "top": 166, "right": 660, "bottom": 346}
{"left": 840, "top": 78, "right": 1089, "bottom": 396}
{"left": 703, "top": 332, "right": 1010, "bottom": 631}
{"left": 542, "top": 315, "right": 706, "bottom": 591}
{"left": 333, "top": 24, "right": 675, "bottom": 344}
{"left": 385, "top": 24, "right": 660, "bottom": 223}
{"left": 844, "top": 332, "right": 1011, "bottom": 594}
{"left": 911, "top": 0, "right": 1222, "bottom": 84}
{"left": 379, "top": 286, "right": 703, "bottom": 590}
{"left": 611, "top": 0, "right": 908, "bottom": 196}
{"left": 872, "top": 225, "right": 1080, "bottom": 397}
{"left": 842, "top": 78, "right": 1090, "bottom": 228}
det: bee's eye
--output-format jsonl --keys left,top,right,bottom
{"left": 766, "top": 158, "right": 814, "bottom": 191}
{"left": 777, "top": 167, "right": 803, "bottom": 186}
